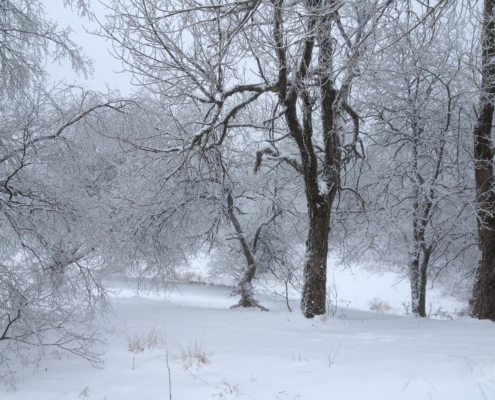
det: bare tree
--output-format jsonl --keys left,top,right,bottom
{"left": 106, "top": 98, "right": 307, "bottom": 306}
{"left": 470, "top": 0, "right": 495, "bottom": 320}
{"left": 212, "top": 148, "right": 306, "bottom": 310}
{"left": 100, "top": 0, "right": 396, "bottom": 317}
{"left": 0, "top": 0, "right": 134, "bottom": 380}
{"left": 0, "top": 84, "right": 129, "bottom": 380}
{"left": 352, "top": 3, "right": 476, "bottom": 317}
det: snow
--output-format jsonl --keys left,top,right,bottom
{"left": 3, "top": 261, "right": 493, "bottom": 399}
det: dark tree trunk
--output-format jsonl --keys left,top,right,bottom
{"left": 410, "top": 248, "right": 430, "bottom": 317}
{"left": 471, "top": 0, "right": 495, "bottom": 320}
{"left": 471, "top": 231, "right": 495, "bottom": 320}
{"left": 410, "top": 201, "right": 432, "bottom": 317}
{"left": 418, "top": 252, "right": 429, "bottom": 316}
{"left": 301, "top": 201, "right": 331, "bottom": 317}
{"left": 471, "top": 97, "right": 495, "bottom": 319}
{"left": 270, "top": 0, "right": 351, "bottom": 318}
{"left": 409, "top": 258, "right": 422, "bottom": 316}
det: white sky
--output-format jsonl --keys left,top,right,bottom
{"left": 44, "top": 1, "right": 134, "bottom": 95}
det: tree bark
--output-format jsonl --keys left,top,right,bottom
{"left": 410, "top": 248, "right": 430, "bottom": 317}
{"left": 301, "top": 201, "right": 331, "bottom": 317}
{"left": 409, "top": 257, "right": 421, "bottom": 316}
{"left": 300, "top": 7, "right": 338, "bottom": 318}
{"left": 471, "top": 0, "right": 495, "bottom": 320}
{"left": 410, "top": 201, "right": 432, "bottom": 317}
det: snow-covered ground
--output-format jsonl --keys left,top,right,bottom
{"left": 3, "top": 260, "right": 494, "bottom": 399}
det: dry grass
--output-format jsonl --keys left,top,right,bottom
{"left": 127, "top": 327, "right": 167, "bottom": 353}
{"left": 179, "top": 339, "right": 210, "bottom": 370}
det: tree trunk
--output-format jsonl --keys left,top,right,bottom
{"left": 409, "top": 257, "right": 421, "bottom": 316}
{"left": 299, "top": 6, "right": 338, "bottom": 319}
{"left": 227, "top": 193, "right": 257, "bottom": 307}
{"left": 471, "top": 231, "right": 495, "bottom": 319}
{"left": 226, "top": 193, "right": 268, "bottom": 310}
{"left": 418, "top": 253, "right": 429, "bottom": 317}
{"left": 471, "top": 0, "right": 495, "bottom": 320}
{"left": 271, "top": 0, "right": 342, "bottom": 318}
{"left": 301, "top": 201, "right": 331, "bottom": 318}
{"left": 238, "top": 267, "right": 257, "bottom": 308}
{"left": 471, "top": 94, "right": 495, "bottom": 318}
{"left": 410, "top": 248, "right": 430, "bottom": 317}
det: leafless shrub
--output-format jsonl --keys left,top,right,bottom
{"left": 369, "top": 297, "right": 394, "bottom": 313}
{"left": 175, "top": 271, "right": 206, "bottom": 285}
{"left": 428, "top": 304, "right": 469, "bottom": 320}
{"left": 401, "top": 301, "right": 411, "bottom": 315}
{"left": 325, "top": 274, "right": 348, "bottom": 318}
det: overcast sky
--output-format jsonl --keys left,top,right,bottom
{"left": 44, "top": 1, "right": 134, "bottom": 95}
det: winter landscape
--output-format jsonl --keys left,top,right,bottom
{"left": 2, "top": 0, "right": 495, "bottom": 399}
{"left": 5, "top": 259, "right": 495, "bottom": 400}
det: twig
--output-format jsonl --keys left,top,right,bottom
{"left": 327, "top": 342, "right": 342, "bottom": 369}
{"left": 289, "top": 371, "right": 311, "bottom": 381}
{"left": 188, "top": 370, "right": 210, "bottom": 385}
{"left": 167, "top": 351, "right": 172, "bottom": 400}
{"left": 403, "top": 377, "right": 416, "bottom": 392}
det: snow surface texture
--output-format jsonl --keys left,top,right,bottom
{"left": 3, "top": 262, "right": 493, "bottom": 399}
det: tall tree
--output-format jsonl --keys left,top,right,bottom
{"left": 471, "top": 0, "right": 495, "bottom": 320}
{"left": 355, "top": 3, "right": 475, "bottom": 317}
{"left": 101, "top": 0, "right": 391, "bottom": 317}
